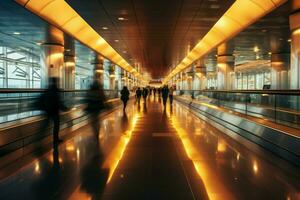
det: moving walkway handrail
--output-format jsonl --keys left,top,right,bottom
{"left": 177, "top": 89, "right": 300, "bottom": 95}
{"left": 0, "top": 89, "right": 119, "bottom": 93}
{"left": 177, "top": 89, "right": 300, "bottom": 129}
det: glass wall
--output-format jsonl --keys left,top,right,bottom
{"left": 235, "top": 70, "right": 271, "bottom": 90}
{"left": 0, "top": 46, "right": 41, "bottom": 88}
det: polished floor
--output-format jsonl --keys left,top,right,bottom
{"left": 0, "top": 96, "right": 300, "bottom": 200}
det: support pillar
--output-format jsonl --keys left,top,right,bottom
{"left": 271, "top": 53, "right": 289, "bottom": 89}
{"left": 289, "top": 2, "right": 300, "bottom": 89}
{"left": 195, "top": 60, "right": 207, "bottom": 90}
{"left": 93, "top": 55, "right": 104, "bottom": 86}
{"left": 217, "top": 43, "right": 235, "bottom": 90}
{"left": 41, "top": 25, "right": 64, "bottom": 88}
{"left": 64, "top": 36, "right": 75, "bottom": 90}
{"left": 120, "top": 70, "right": 126, "bottom": 89}
{"left": 109, "top": 64, "right": 116, "bottom": 90}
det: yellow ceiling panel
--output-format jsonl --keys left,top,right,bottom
{"left": 163, "top": 0, "right": 287, "bottom": 84}
{"left": 15, "top": 0, "right": 142, "bottom": 80}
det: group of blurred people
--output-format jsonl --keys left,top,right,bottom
{"left": 38, "top": 78, "right": 175, "bottom": 147}
{"left": 132, "top": 85, "right": 175, "bottom": 107}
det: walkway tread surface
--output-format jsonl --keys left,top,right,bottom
{"left": 0, "top": 96, "right": 300, "bottom": 200}
{"left": 101, "top": 104, "right": 197, "bottom": 199}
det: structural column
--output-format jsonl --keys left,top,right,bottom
{"left": 270, "top": 48, "right": 289, "bottom": 89}
{"left": 195, "top": 59, "right": 207, "bottom": 90}
{"left": 217, "top": 43, "right": 235, "bottom": 90}
{"left": 109, "top": 64, "right": 116, "bottom": 90}
{"left": 289, "top": 1, "right": 300, "bottom": 89}
{"left": 186, "top": 67, "right": 194, "bottom": 90}
{"left": 120, "top": 70, "right": 126, "bottom": 89}
{"left": 41, "top": 25, "right": 64, "bottom": 88}
{"left": 93, "top": 55, "right": 104, "bottom": 85}
{"left": 64, "top": 36, "right": 75, "bottom": 90}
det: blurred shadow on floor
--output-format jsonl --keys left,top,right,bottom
{"left": 79, "top": 140, "right": 109, "bottom": 200}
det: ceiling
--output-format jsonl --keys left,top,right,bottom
{"left": 66, "top": 0, "right": 234, "bottom": 79}
{"left": 0, "top": 0, "right": 292, "bottom": 81}
{"left": 203, "top": 1, "right": 291, "bottom": 68}
{"left": 0, "top": 1, "right": 97, "bottom": 75}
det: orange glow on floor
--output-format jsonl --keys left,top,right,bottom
{"left": 102, "top": 114, "right": 139, "bottom": 183}
{"left": 170, "top": 114, "right": 234, "bottom": 200}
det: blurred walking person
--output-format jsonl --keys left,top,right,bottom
{"left": 136, "top": 87, "right": 142, "bottom": 105}
{"left": 120, "top": 86, "right": 130, "bottom": 111}
{"left": 85, "top": 80, "right": 106, "bottom": 139}
{"left": 161, "top": 85, "right": 169, "bottom": 108}
{"left": 40, "top": 77, "right": 65, "bottom": 145}
{"left": 169, "top": 86, "right": 174, "bottom": 105}
{"left": 142, "top": 87, "right": 149, "bottom": 102}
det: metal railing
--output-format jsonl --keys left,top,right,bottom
{"left": 0, "top": 89, "right": 120, "bottom": 124}
{"left": 177, "top": 90, "right": 300, "bottom": 129}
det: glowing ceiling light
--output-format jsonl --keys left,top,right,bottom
{"left": 15, "top": 0, "right": 142, "bottom": 81}
{"left": 13, "top": 32, "right": 21, "bottom": 35}
{"left": 163, "top": 0, "right": 287, "bottom": 84}
{"left": 253, "top": 46, "right": 259, "bottom": 52}
{"left": 102, "top": 26, "right": 108, "bottom": 30}
{"left": 118, "top": 17, "right": 126, "bottom": 21}
{"left": 114, "top": 39, "right": 119, "bottom": 42}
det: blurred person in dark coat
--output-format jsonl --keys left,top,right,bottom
{"left": 142, "top": 87, "right": 149, "bottom": 102}
{"left": 40, "top": 77, "right": 65, "bottom": 145}
{"left": 135, "top": 87, "right": 142, "bottom": 105}
{"left": 120, "top": 86, "right": 130, "bottom": 111}
{"left": 161, "top": 85, "right": 169, "bottom": 108}
{"left": 85, "top": 80, "right": 106, "bottom": 139}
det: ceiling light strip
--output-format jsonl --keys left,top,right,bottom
{"left": 15, "top": 0, "right": 141, "bottom": 78}
{"left": 163, "top": 0, "right": 287, "bottom": 84}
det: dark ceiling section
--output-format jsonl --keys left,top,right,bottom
{"left": 232, "top": 1, "right": 291, "bottom": 64}
{"left": 67, "top": 0, "right": 234, "bottom": 79}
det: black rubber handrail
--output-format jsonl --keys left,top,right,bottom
{"left": 178, "top": 89, "right": 300, "bottom": 95}
{"left": 0, "top": 89, "right": 120, "bottom": 93}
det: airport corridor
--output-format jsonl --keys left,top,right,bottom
{"left": 0, "top": 96, "right": 300, "bottom": 200}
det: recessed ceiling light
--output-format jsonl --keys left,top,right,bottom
{"left": 102, "top": 27, "right": 108, "bottom": 30}
{"left": 268, "top": 52, "right": 272, "bottom": 55}
{"left": 253, "top": 46, "right": 259, "bottom": 52}
{"left": 210, "top": 4, "right": 220, "bottom": 9}
{"left": 118, "top": 17, "right": 126, "bottom": 21}
{"left": 65, "top": 49, "right": 71, "bottom": 52}
{"left": 13, "top": 32, "right": 21, "bottom": 35}
{"left": 123, "top": 50, "right": 127, "bottom": 53}
{"left": 287, "top": 39, "right": 291, "bottom": 42}
{"left": 36, "top": 42, "right": 42, "bottom": 45}
{"left": 114, "top": 39, "right": 119, "bottom": 42}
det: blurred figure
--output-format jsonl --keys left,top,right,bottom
{"left": 121, "top": 111, "right": 129, "bottom": 131}
{"left": 142, "top": 87, "right": 149, "bottom": 102}
{"left": 153, "top": 88, "right": 157, "bottom": 96}
{"left": 120, "top": 86, "right": 130, "bottom": 111}
{"left": 169, "top": 86, "right": 174, "bottom": 105}
{"left": 34, "top": 143, "right": 63, "bottom": 199}
{"left": 135, "top": 87, "right": 142, "bottom": 104}
{"left": 85, "top": 80, "right": 106, "bottom": 139}
{"left": 40, "top": 77, "right": 65, "bottom": 145}
{"left": 158, "top": 87, "right": 161, "bottom": 97}
{"left": 161, "top": 85, "right": 169, "bottom": 107}
{"left": 80, "top": 137, "right": 108, "bottom": 200}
